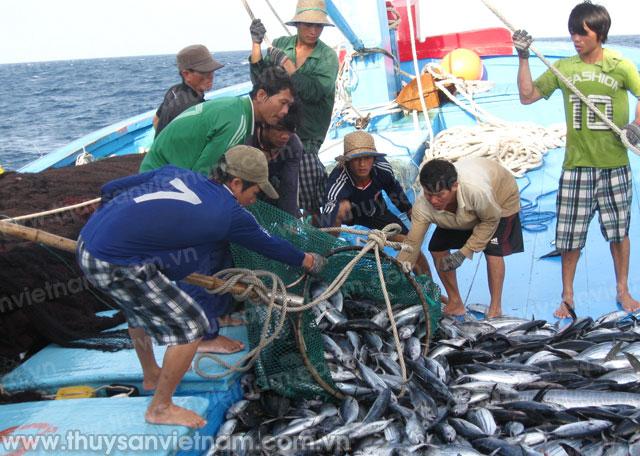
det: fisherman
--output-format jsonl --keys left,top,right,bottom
{"left": 153, "top": 44, "right": 224, "bottom": 136}
{"left": 397, "top": 158, "right": 523, "bottom": 319}
{"left": 320, "top": 131, "right": 430, "bottom": 275}
{"left": 245, "top": 100, "right": 303, "bottom": 217}
{"left": 249, "top": 0, "right": 339, "bottom": 221}
{"left": 513, "top": 1, "right": 640, "bottom": 317}
{"left": 140, "top": 66, "right": 294, "bottom": 175}
{"left": 77, "top": 145, "right": 325, "bottom": 428}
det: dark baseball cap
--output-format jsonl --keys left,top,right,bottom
{"left": 177, "top": 44, "right": 224, "bottom": 73}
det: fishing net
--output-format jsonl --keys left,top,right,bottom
{"left": 0, "top": 155, "right": 144, "bottom": 361}
{"left": 231, "top": 200, "right": 441, "bottom": 400}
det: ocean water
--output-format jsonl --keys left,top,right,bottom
{"left": 0, "top": 36, "right": 638, "bottom": 171}
{"left": 0, "top": 51, "right": 250, "bottom": 171}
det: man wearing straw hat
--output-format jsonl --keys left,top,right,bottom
{"left": 320, "top": 131, "right": 429, "bottom": 274}
{"left": 249, "top": 0, "right": 338, "bottom": 221}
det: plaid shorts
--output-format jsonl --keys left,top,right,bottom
{"left": 77, "top": 240, "right": 209, "bottom": 345}
{"left": 298, "top": 142, "right": 327, "bottom": 214}
{"left": 556, "top": 165, "right": 632, "bottom": 251}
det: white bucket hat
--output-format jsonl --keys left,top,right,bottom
{"left": 285, "top": 0, "right": 334, "bottom": 27}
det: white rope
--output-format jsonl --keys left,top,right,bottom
{"left": 194, "top": 224, "right": 412, "bottom": 395}
{"left": 480, "top": 0, "right": 640, "bottom": 156}
{"left": 404, "top": 0, "right": 434, "bottom": 145}
{"left": 330, "top": 49, "right": 404, "bottom": 130}
{"left": 5, "top": 198, "right": 101, "bottom": 223}
{"left": 264, "top": 0, "right": 292, "bottom": 36}
{"left": 240, "top": 0, "right": 272, "bottom": 47}
{"left": 419, "top": 64, "right": 566, "bottom": 178}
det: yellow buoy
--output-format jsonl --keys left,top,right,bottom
{"left": 440, "top": 48, "right": 483, "bottom": 81}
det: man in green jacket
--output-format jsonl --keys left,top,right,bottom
{"left": 140, "top": 67, "right": 295, "bottom": 175}
{"left": 249, "top": 0, "right": 338, "bottom": 219}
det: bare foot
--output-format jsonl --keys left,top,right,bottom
{"left": 486, "top": 305, "right": 502, "bottom": 319}
{"left": 443, "top": 304, "right": 465, "bottom": 317}
{"left": 197, "top": 335, "right": 245, "bottom": 354}
{"left": 553, "top": 300, "right": 574, "bottom": 319}
{"left": 617, "top": 292, "right": 640, "bottom": 313}
{"left": 145, "top": 403, "right": 206, "bottom": 428}
{"left": 218, "top": 315, "right": 245, "bottom": 327}
{"left": 142, "top": 366, "right": 161, "bottom": 391}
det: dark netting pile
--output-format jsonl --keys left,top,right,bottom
{"left": 231, "top": 200, "right": 441, "bottom": 400}
{"left": 0, "top": 155, "right": 145, "bottom": 374}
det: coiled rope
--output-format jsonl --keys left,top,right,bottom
{"left": 420, "top": 63, "right": 566, "bottom": 178}
{"left": 480, "top": 0, "right": 640, "bottom": 156}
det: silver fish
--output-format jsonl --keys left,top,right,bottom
{"left": 404, "top": 336, "right": 422, "bottom": 360}
{"left": 550, "top": 419, "right": 613, "bottom": 438}
{"left": 339, "top": 395, "right": 359, "bottom": 424}
{"left": 466, "top": 407, "right": 497, "bottom": 436}
{"left": 458, "top": 370, "right": 541, "bottom": 385}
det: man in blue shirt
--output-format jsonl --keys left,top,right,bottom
{"left": 77, "top": 145, "right": 324, "bottom": 428}
{"left": 320, "top": 131, "right": 429, "bottom": 274}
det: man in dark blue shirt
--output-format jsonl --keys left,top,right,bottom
{"left": 77, "top": 145, "right": 324, "bottom": 428}
{"left": 320, "top": 131, "right": 429, "bottom": 274}
{"left": 247, "top": 101, "right": 302, "bottom": 216}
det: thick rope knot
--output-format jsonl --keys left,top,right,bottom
{"left": 367, "top": 229, "right": 388, "bottom": 249}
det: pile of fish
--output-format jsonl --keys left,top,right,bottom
{"left": 211, "top": 283, "right": 640, "bottom": 455}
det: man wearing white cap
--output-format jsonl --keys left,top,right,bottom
{"left": 249, "top": 0, "right": 338, "bottom": 220}
{"left": 77, "top": 145, "right": 325, "bottom": 428}
{"left": 154, "top": 44, "right": 224, "bottom": 136}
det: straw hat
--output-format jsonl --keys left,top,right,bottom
{"left": 285, "top": 0, "right": 334, "bottom": 27}
{"left": 336, "top": 131, "right": 386, "bottom": 163}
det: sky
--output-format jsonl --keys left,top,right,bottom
{"left": 0, "top": 0, "right": 636, "bottom": 64}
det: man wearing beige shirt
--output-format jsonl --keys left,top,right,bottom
{"left": 398, "top": 158, "right": 522, "bottom": 318}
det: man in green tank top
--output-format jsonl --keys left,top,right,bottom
{"left": 514, "top": 2, "right": 640, "bottom": 318}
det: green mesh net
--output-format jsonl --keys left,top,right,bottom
{"left": 231, "top": 200, "right": 441, "bottom": 400}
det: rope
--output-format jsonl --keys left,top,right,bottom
{"left": 194, "top": 223, "right": 412, "bottom": 392}
{"left": 419, "top": 63, "right": 566, "bottom": 179}
{"left": 387, "top": 3, "right": 401, "bottom": 30}
{"left": 480, "top": 0, "right": 640, "bottom": 156}
{"left": 4, "top": 198, "right": 101, "bottom": 223}
{"left": 264, "top": 0, "right": 292, "bottom": 36}
{"left": 518, "top": 175, "right": 557, "bottom": 233}
{"left": 404, "top": 0, "right": 434, "bottom": 145}
{"left": 240, "top": 0, "right": 272, "bottom": 47}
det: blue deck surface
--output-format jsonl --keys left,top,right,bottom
{"left": 450, "top": 150, "right": 640, "bottom": 322}
{"left": 2, "top": 325, "right": 248, "bottom": 394}
{"left": 0, "top": 396, "right": 216, "bottom": 455}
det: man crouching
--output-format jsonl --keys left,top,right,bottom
{"left": 77, "top": 145, "right": 324, "bottom": 428}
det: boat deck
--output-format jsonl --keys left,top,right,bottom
{"left": 459, "top": 148, "right": 640, "bottom": 322}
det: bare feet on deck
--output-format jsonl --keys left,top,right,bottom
{"left": 617, "top": 292, "right": 640, "bottom": 313}
{"left": 486, "top": 305, "right": 502, "bottom": 319}
{"left": 197, "top": 335, "right": 245, "bottom": 354}
{"left": 443, "top": 300, "right": 465, "bottom": 317}
{"left": 145, "top": 403, "right": 206, "bottom": 428}
{"left": 553, "top": 300, "right": 575, "bottom": 319}
{"left": 218, "top": 314, "right": 245, "bottom": 327}
{"left": 142, "top": 366, "right": 161, "bottom": 391}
